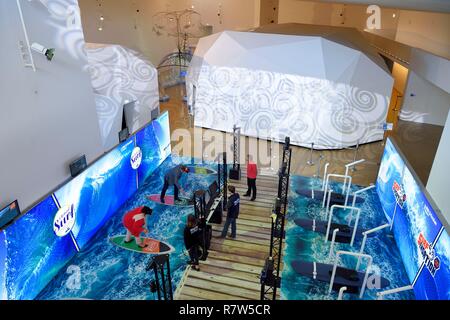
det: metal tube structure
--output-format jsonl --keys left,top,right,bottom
{"left": 356, "top": 223, "right": 390, "bottom": 269}
{"left": 328, "top": 251, "right": 372, "bottom": 299}
{"left": 376, "top": 285, "right": 413, "bottom": 300}
{"left": 307, "top": 142, "right": 315, "bottom": 166}
{"left": 322, "top": 174, "right": 352, "bottom": 208}
{"left": 328, "top": 228, "right": 340, "bottom": 262}
{"left": 343, "top": 159, "right": 365, "bottom": 192}
{"left": 321, "top": 163, "right": 330, "bottom": 191}
{"left": 325, "top": 205, "right": 361, "bottom": 246}
{"left": 337, "top": 286, "right": 347, "bottom": 300}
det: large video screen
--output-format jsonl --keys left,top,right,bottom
{"left": 0, "top": 113, "right": 171, "bottom": 300}
{"left": 376, "top": 138, "right": 449, "bottom": 300}
{"left": 413, "top": 229, "right": 450, "bottom": 300}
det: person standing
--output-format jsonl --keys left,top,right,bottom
{"left": 183, "top": 214, "right": 201, "bottom": 271}
{"left": 244, "top": 155, "right": 257, "bottom": 201}
{"left": 160, "top": 165, "right": 189, "bottom": 203}
{"left": 221, "top": 185, "right": 240, "bottom": 239}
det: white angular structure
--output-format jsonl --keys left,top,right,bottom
{"left": 86, "top": 44, "right": 159, "bottom": 149}
{"left": 187, "top": 23, "right": 394, "bottom": 149}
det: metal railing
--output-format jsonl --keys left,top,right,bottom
{"left": 326, "top": 205, "right": 361, "bottom": 247}
{"left": 356, "top": 223, "right": 390, "bottom": 269}
{"left": 329, "top": 251, "right": 373, "bottom": 299}
{"left": 376, "top": 285, "right": 413, "bottom": 300}
{"left": 322, "top": 174, "right": 352, "bottom": 208}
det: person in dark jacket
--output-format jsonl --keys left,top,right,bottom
{"left": 160, "top": 165, "right": 189, "bottom": 203}
{"left": 183, "top": 214, "right": 201, "bottom": 271}
{"left": 221, "top": 185, "right": 240, "bottom": 239}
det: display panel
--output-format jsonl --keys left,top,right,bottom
{"left": 0, "top": 196, "right": 78, "bottom": 300}
{"left": 376, "top": 137, "right": 449, "bottom": 300}
{"left": 413, "top": 229, "right": 450, "bottom": 300}
{"left": 136, "top": 111, "right": 171, "bottom": 185}
{"left": 54, "top": 136, "right": 137, "bottom": 250}
{"left": 0, "top": 113, "right": 171, "bottom": 300}
{"left": 0, "top": 201, "right": 20, "bottom": 229}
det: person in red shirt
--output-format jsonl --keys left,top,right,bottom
{"left": 244, "top": 154, "right": 258, "bottom": 201}
{"left": 122, "top": 206, "right": 153, "bottom": 248}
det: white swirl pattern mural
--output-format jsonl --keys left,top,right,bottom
{"left": 85, "top": 44, "right": 159, "bottom": 150}
{"left": 187, "top": 31, "right": 393, "bottom": 149}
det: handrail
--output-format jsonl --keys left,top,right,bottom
{"left": 325, "top": 188, "right": 333, "bottom": 219}
{"left": 348, "top": 184, "right": 376, "bottom": 225}
{"left": 328, "top": 228, "right": 340, "bottom": 262}
{"left": 376, "top": 285, "right": 413, "bottom": 300}
{"left": 343, "top": 159, "right": 365, "bottom": 193}
{"left": 321, "top": 163, "right": 330, "bottom": 191}
{"left": 326, "top": 205, "right": 361, "bottom": 246}
{"left": 356, "top": 223, "right": 390, "bottom": 269}
{"left": 329, "top": 250, "right": 373, "bottom": 298}
{"left": 337, "top": 286, "right": 347, "bottom": 300}
{"left": 322, "top": 174, "right": 352, "bottom": 208}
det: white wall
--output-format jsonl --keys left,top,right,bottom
{"left": 0, "top": 0, "right": 104, "bottom": 211}
{"left": 395, "top": 10, "right": 450, "bottom": 60}
{"left": 278, "top": 1, "right": 450, "bottom": 59}
{"left": 427, "top": 111, "right": 450, "bottom": 225}
{"left": 278, "top": 0, "right": 400, "bottom": 39}
{"left": 400, "top": 71, "right": 450, "bottom": 126}
{"left": 79, "top": 0, "right": 260, "bottom": 66}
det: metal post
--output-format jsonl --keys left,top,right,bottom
{"left": 307, "top": 142, "right": 315, "bottom": 166}
{"left": 352, "top": 141, "right": 360, "bottom": 172}
{"left": 328, "top": 228, "right": 340, "bottom": 262}
{"left": 337, "top": 286, "right": 347, "bottom": 300}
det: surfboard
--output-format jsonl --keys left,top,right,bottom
{"left": 291, "top": 260, "right": 390, "bottom": 294}
{"left": 294, "top": 218, "right": 375, "bottom": 243}
{"left": 185, "top": 165, "right": 217, "bottom": 175}
{"left": 147, "top": 194, "right": 193, "bottom": 207}
{"left": 295, "top": 189, "right": 365, "bottom": 206}
{"left": 109, "top": 235, "right": 175, "bottom": 254}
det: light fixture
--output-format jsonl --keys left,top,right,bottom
{"left": 100, "top": 15, "right": 104, "bottom": 21}
{"left": 98, "top": 26, "right": 103, "bottom": 31}
{"left": 393, "top": 13, "right": 396, "bottom": 18}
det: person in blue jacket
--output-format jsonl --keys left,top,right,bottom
{"left": 220, "top": 185, "right": 240, "bottom": 239}
{"left": 160, "top": 165, "right": 189, "bottom": 203}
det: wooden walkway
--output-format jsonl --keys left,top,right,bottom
{"left": 175, "top": 170, "right": 280, "bottom": 300}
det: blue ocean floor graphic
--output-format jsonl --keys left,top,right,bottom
{"left": 281, "top": 175, "right": 415, "bottom": 300}
{"left": 37, "top": 155, "right": 217, "bottom": 300}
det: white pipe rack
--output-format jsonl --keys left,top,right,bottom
{"left": 329, "top": 250, "right": 373, "bottom": 299}
{"left": 16, "top": 0, "right": 36, "bottom": 71}
{"left": 356, "top": 223, "right": 390, "bottom": 269}
{"left": 376, "top": 285, "right": 413, "bottom": 300}
{"left": 326, "top": 205, "right": 361, "bottom": 247}
{"left": 322, "top": 174, "right": 352, "bottom": 208}
{"left": 343, "top": 159, "right": 365, "bottom": 193}
{"left": 325, "top": 188, "right": 333, "bottom": 218}
{"left": 321, "top": 163, "right": 330, "bottom": 191}
{"left": 348, "top": 184, "right": 376, "bottom": 225}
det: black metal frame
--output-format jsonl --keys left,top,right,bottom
{"left": 193, "top": 190, "right": 209, "bottom": 261}
{"left": 146, "top": 254, "right": 173, "bottom": 300}
{"left": 230, "top": 125, "right": 241, "bottom": 180}
{"left": 217, "top": 152, "right": 228, "bottom": 211}
{"left": 260, "top": 137, "right": 292, "bottom": 300}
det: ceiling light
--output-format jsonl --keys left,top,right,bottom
{"left": 98, "top": 26, "right": 103, "bottom": 31}
{"left": 100, "top": 15, "right": 104, "bottom": 21}
{"left": 393, "top": 13, "right": 396, "bottom": 18}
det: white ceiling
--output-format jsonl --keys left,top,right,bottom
{"left": 307, "top": 0, "right": 450, "bottom": 13}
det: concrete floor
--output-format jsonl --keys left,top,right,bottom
{"left": 159, "top": 85, "right": 444, "bottom": 187}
